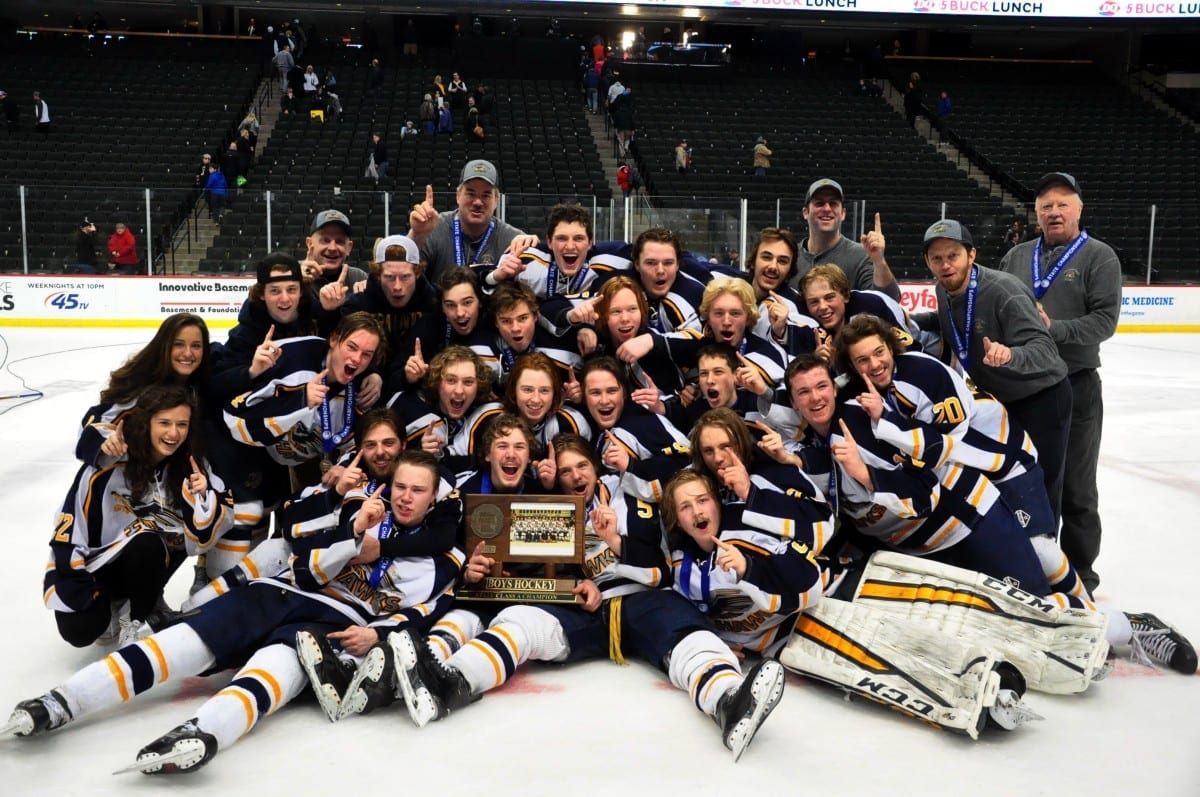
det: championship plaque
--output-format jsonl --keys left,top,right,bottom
{"left": 457, "top": 494, "right": 586, "bottom": 604}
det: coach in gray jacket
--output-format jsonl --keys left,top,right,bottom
{"left": 999, "top": 173, "right": 1121, "bottom": 593}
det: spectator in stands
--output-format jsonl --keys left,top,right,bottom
{"left": 32, "top": 91, "right": 50, "bottom": 136}
{"left": 856, "top": 79, "right": 883, "bottom": 98}
{"left": 616, "top": 162, "right": 639, "bottom": 199}
{"left": 432, "top": 74, "right": 447, "bottom": 109}
{"left": 923, "top": 218, "right": 1072, "bottom": 530}
{"left": 205, "top": 163, "right": 228, "bottom": 223}
{"left": 675, "top": 139, "right": 691, "bottom": 174}
{"left": 407, "top": 159, "right": 538, "bottom": 282}
{"left": 419, "top": 93, "right": 436, "bottom": 134}
{"left": 401, "top": 120, "right": 418, "bottom": 138}
{"left": 107, "top": 222, "right": 138, "bottom": 274}
{"left": 474, "top": 83, "right": 494, "bottom": 125}
{"left": 244, "top": 16, "right": 258, "bottom": 37}
{"left": 752, "top": 136, "right": 771, "bottom": 177}
{"left": 1000, "top": 220, "right": 1025, "bottom": 255}
{"left": 236, "top": 129, "right": 254, "bottom": 173}
{"left": 323, "top": 70, "right": 337, "bottom": 91}
{"left": 437, "top": 103, "right": 453, "bottom": 134}
{"left": 606, "top": 72, "right": 626, "bottom": 107}
{"left": 302, "top": 65, "right": 319, "bottom": 100}
{"left": 466, "top": 96, "right": 482, "bottom": 139}
{"left": 402, "top": 19, "right": 419, "bottom": 57}
{"left": 193, "top": 153, "right": 213, "bottom": 188}
{"left": 220, "top": 142, "right": 241, "bottom": 200}
{"left": 904, "top": 73, "right": 924, "bottom": 128}
{"left": 322, "top": 85, "right": 344, "bottom": 122}
{"left": 936, "top": 90, "right": 952, "bottom": 120}
{"left": 793, "top": 178, "right": 900, "bottom": 302}
{"left": 370, "top": 133, "right": 389, "bottom": 184}
{"left": 238, "top": 112, "right": 260, "bottom": 143}
{"left": 368, "top": 58, "right": 384, "bottom": 94}
{"left": 583, "top": 67, "right": 600, "bottom": 114}
{"left": 272, "top": 44, "right": 294, "bottom": 93}
{"left": 610, "top": 86, "right": 635, "bottom": 155}
{"left": 280, "top": 86, "right": 297, "bottom": 115}
{"left": 448, "top": 71, "right": 468, "bottom": 113}
{"left": 1, "top": 90, "right": 18, "bottom": 134}
{"left": 999, "top": 172, "right": 1122, "bottom": 594}
{"left": 73, "top": 219, "right": 100, "bottom": 274}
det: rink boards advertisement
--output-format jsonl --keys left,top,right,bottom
{"left": 0, "top": 276, "right": 1197, "bottom": 331}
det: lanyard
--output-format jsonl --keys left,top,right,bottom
{"left": 547, "top": 260, "right": 589, "bottom": 298}
{"left": 452, "top": 216, "right": 495, "bottom": 267}
{"left": 320, "top": 378, "right": 355, "bottom": 453}
{"left": 1031, "top": 231, "right": 1087, "bottom": 300}
{"left": 680, "top": 548, "right": 714, "bottom": 612}
{"left": 367, "top": 511, "right": 393, "bottom": 589}
{"left": 947, "top": 265, "right": 978, "bottom": 372}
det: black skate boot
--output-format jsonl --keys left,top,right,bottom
{"left": 713, "top": 659, "right": 785, "bottom": 762}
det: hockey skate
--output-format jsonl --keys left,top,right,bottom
{"left": 118, "top": 719, "right": 217, "bottom": 775}
{"left": 389, "top": 629, "right": 474, "bottom": 728}
{"left": 982, "top": 663, "right": 1043, "bottom": 732}
{"left": 95, "top": 601, "right": 130, "bottom": 646}
{"left": 296, "top": 630, "right": 356, "bottom": 723}
{"left": 1127, "top": 612, "right": 1198, "bottom": 675}
{"left": 714, "top": 659, "right": 785, "bottom": 763}
{"left": 337, "top": 640, "right": 398, "bottom": 721}
{"left": 1, "top": 690, "right": 72, "bottom": 738}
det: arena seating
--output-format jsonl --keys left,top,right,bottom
{"left": 0, "top": 36, "right": 262, "bottom": 273}
{"left": 894, "top": 60, "right": 1200, "bottom": 281}
{"left": 196, "top": 60, "right": 611, "bottom": 273}
{"left": 623, "top": 62, "right": 1009, "bottom": 278}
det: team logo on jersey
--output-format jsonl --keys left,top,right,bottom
{"left": 1015, "top": 509, "right": 1031, "bottom": 528}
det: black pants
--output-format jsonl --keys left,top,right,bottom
{"left": 55, "top": 534, "right": 185, "bottom": 647}
{"left": 1061, "top": 368, "right": 1103, "bottom": 590}
{"left": 1004, "top": 377, "right": 1072, "bottom": 529}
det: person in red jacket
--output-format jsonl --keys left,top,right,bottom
{"left": 107, "top": 222, "right": 138, "bottom": 274}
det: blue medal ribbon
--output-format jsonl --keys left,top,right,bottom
{"left": 320, "top": 377, "right": 356, "bottom": 453}
{"left": 367, "top": 510, "right": 393, "bottom": 589}
{"left": 680, "top": 548, "right": 714, "bottom": 613}
{"left": 1031, "top": 231, "right": 1087, "bottom": 300}
{"left": 947, "top": 265, "right": 978, "bottom": 372}
{"left": 546, "top": 260, "right": 590, "bottom": 299}
{"left": 453, "top": 216, "right": 496, "bottom": 267}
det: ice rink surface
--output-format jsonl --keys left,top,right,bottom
{"left": 0, "top": 327, "right": 1197, "bottom": 795}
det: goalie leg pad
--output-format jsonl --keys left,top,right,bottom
{"left": 852, "top": 551, "right": 1109, "bottom": 694}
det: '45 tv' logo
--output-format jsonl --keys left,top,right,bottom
{"left": 45, "top": 292, "right": 89, "bottom": 311}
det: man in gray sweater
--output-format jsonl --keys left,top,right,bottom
{"left": 924, "top": 219, "right": 1072, "bottom": 531}
{"left": 999, "top": 173, "right": 1121, "bottom": 593}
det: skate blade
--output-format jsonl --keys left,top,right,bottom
{"left": 112, "top": 745, "right": 200, "bottom": 776}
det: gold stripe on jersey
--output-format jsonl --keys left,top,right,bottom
{"left": 144, "top": 637, "right": 170, "bottom": 683}
{"left": 218, "top": 685, "right": 256, "bottom": 734}
{"left": 243, "top": 557, "right": 262, "bottom": 580}
{"left": 694, "top": 665, "right": 739, "bottom": 709}
{"left": 795, "top": 614, "right": 887, "bottom": 672}
{"left": 244, "top": 668, "right": 283, "bottom": 707}
{"left": 216, "top": 540, "right": 252, "bottom": 553}
{"left": 465, "top": 638, "right": 505, "bottom": 687}
{"left": 310, "top": 551, "right": 333, "bottom": 584}
{"left": 966, "top": 476, "right": 988, "bottom": 508}
{"left": 105, "top": 654, "right": 131, "bottom": 702}
{"left": 921, "top": 517, "right": 960, "bottom": 552}
{"left": 232, "top": 418, "right": 252, "bottom": 445}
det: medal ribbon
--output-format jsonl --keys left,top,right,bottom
{"left": 947, "top": 265, "right": 978, "bottom": 372}
{"left": 320, "top": 378, "right": 356, "bottom": 453}
{"left": 1031, "top": 231, "right": 1087, "bottom": 300}
{"left": 452, "top": 216, "right": 496, "bottom": 267}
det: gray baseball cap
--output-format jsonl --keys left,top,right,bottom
{"left": 459, "top": 159, "right": 499, "bottom": 188}
{"left": 1034, "top": 172, "right": 1081, "bottom": 199}
{"left": 922, "top": 219, "right": 974, "bottom": 253}
{"left": 311, "top": 209, "right": 352, "bottom": 235}
{"left": 805, "top": 178, "right": 844, "bottom": 204}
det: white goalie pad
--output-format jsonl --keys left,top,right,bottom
{"left": 780, "top": 598, "right": 1011, "bottom": 740}
{"left": 851, "top": 551, "right": 1110, "bottom": 694}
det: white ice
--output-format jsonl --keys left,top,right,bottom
{"left": 0, "top": 327, "right": 1197, "bottom": 795}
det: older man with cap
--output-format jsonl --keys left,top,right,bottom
{"left": 407, "top": 160, "right": 538, "bottom": 282}
{"left": 303, "top": 208, "right": 368, "bottom": 294}
{"left": 999, "top": 173, "right": 1121, "bottom": 593}
{"left": 923, "top": 218, "right": 1072, "bottom": 530}
{"left": 793, "top": 178, "right": 899, "bottom": 302}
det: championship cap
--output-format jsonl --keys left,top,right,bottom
{"left": 459, "top": 159, "right": 499, "bottom": 188}
{"left": 310, "top": 209, "right": 352, "bottom": 235}
{"left": 256, "top": 252, "right": 303, "bottom": 286}
{"left": 1033, "top": 172, "right": 1081, "bottom": 199}
{"left": 922, "top": 219, "right": 974, "bottom": 253}
{"left": 805, "top": 178, "right": 844, "bottom": 204}
{"left": 373, "top": 234, "right": 420, "bottom": 265}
